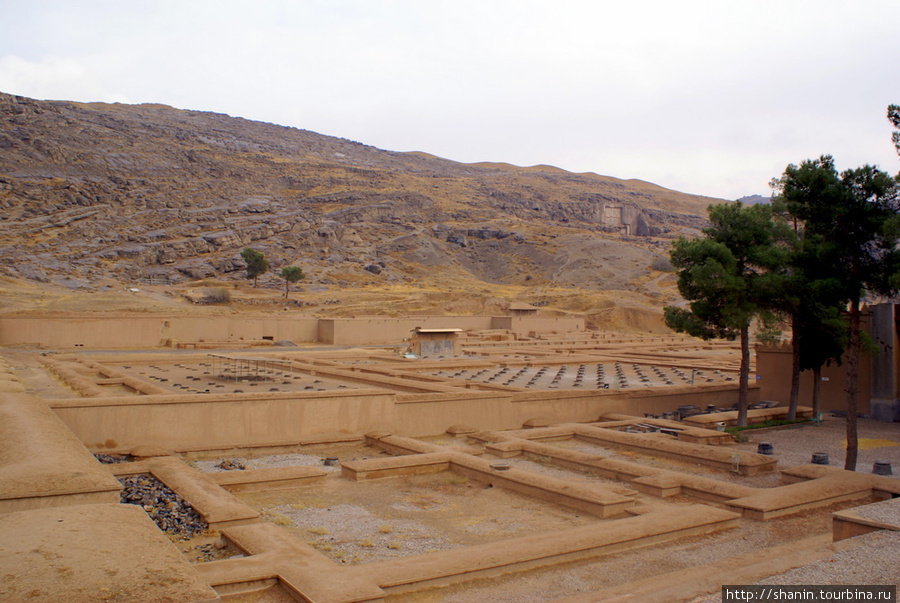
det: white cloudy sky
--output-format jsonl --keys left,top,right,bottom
{"left": 1, "top": 1, "right": 898, "bottom": 200}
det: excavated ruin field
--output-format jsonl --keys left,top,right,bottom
{"left": 170, "top": 418, "right": 900, "bottom": 602}
{"left": 2, "top": 329, "right": 898, "bottom": 603}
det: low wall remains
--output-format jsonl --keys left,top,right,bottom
{"left": 755, "top": 344, "right": 871, "bottom": 415}
{"left": 0, "top": 314, "right": 586, "bottom": 348}
{"left": 0, "top": 393, "right": 122, "bottom": 513}
{"left": 50, "top": 384, "right": 756, "bottom": 453}
{"left": 320, "top": 316, "right": 495, "bottom": 345}
{"left": 491, "top": 315, "right": 584, "bottom": 335}
{"left": 0, "top": 316, "right": 321, "bottom": 349}
{"left": 50, "top": 390, "right": 397, "bottom": 453}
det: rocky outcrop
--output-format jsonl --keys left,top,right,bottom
{"left": 0, "top": 91, "right": 720, "bottom": 290}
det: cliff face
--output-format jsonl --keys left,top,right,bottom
{"left": 0, "top": 92, "right": 716, "bottom": 292}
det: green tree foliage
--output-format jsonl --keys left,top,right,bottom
{"left": 797, "top": 305, "right": 846, "bottom": 418}
{"left": 279, "top": 266, "right": 305, "bottom": 299}
{"left": 771, "top": 156, "right": 848, "bottom": 420}
{"left": 240, "top": 248, "right": 269, "bottom": 288}
{"left": 754, "top": 316, "right": 784, "bottom": 346}
{"left": 774, "top": 155, "right": 900, "bottom": 470}
{"left": 888, "top": 104, "right": 900, "bottom": 158}
{"left": 665, "top": 202, "right": 789, "bottom": 426}
{"left": 833, "top": 164, "right": 900, "bottom": 470}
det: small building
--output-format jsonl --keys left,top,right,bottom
{"left": 408, "top": 328, "right": 462, "bottom": 358}
{"left": 508, "top": 302, "right": 539, "bottom": 317}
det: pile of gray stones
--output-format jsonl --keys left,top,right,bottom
{"left": 93, "top": 453, "right": 208, "bottom": 538}
{"left": 117, "top": 474, "right": 208, "bottom": 538}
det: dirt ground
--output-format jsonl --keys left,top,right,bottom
{"left": 0, "top": 275, "right": 676, "bottom": 334}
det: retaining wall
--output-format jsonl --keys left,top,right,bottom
{"left": 50, "top": 390, "right": 397, "bottom": 452}
{"left": 491, "top": 315, "right": 584, "bottom": 334}
{"left": 0, "top": 314, "right": 585, "bottom": 348}
{"left": 50, "top": 384, "right": 756, "bottom": 452}
{"left": 0, "top": 316, "right": 321, "bottom": 348}
{"left": 319, "top": 317, "right": 495, "bottom": 345}
{"left": 755, "top": 344, "right": 871, "bottom": 415}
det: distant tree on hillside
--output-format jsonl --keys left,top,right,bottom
{"left": 279, "top": 266, "right": 305, "bottom": 299}
{"left": 240, "top": 248, "right": 269, "bottom": 287}
{"left": 888, "top": 104, "right": 900, "bottom": 157}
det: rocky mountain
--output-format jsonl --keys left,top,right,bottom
{"left": 0, "top": 91, "right": 723, "bottom": 317}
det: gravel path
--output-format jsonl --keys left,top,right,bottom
{"left": 731, "top": 415, "right": 899, "bottom": 477}
{"left": 849, "top": 496, "right": 900, "bottom": 526}
{"left": 692, "top": 531, "right": 900, "bottom": 603}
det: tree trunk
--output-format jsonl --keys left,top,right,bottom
{"left": 788, "top": 314, "right": 800, "bottom": 420}
{"left": 738, "top": 322, "right": 750, "bottom": 427}
{"left": 812, "top": 365, "right": 822, "bottom": 419}
{"left": 844, "top": 298, "right": 860, "bottom": 471}
{"left": 284, "top": 280, "right": 290, "bottom": 299}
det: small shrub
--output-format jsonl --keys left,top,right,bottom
{"left": 200, "top": 287, "right": 231, "bottom": 304}
{"left": 378, "top": 524, "right": 393, "bottom": 534}
{"left": 725, "top": 418, "right": 811, "bottom": 439}
{"left": 265, "top": 511, "right": 293, "bottom": 526}
{"left": 308, "top": 526, "right": 329, "bottom": 536}
{"left": 532, "top": 455, "right": 555, "bottom": 467}
{"left": 358, "top": 538, "right": 375, "bottom": 548}
{"left": 651, "top": 256, "right": 674, "bottom": 272}
{"left": 756, "top": 322, "right": 784, "bottom": 345}
{"left": 388, "top": 541, "right": 402, "bottom": 550}
{"left": 441, "top": 473, "right": 468, "bottom": 486}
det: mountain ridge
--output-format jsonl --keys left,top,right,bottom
{"left": 0, "top": 91, "right": 723, "bottom": 324}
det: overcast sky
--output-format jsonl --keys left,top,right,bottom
{"left": 2, "top": 1, "right": 898, "bottom": 200}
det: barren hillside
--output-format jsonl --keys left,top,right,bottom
{"left": 0, "top": 92, "right": 723, "bottom": 328}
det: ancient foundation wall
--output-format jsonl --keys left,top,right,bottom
{"left": 0, "top": 393, "right": 123, "bottom": 513}
{"left": 491, "top": 315, "right": 584, "bottom": 335}
{"left": 50, "top": 385, "right": 755, "bottom": 452}
{"left": 164, "top": 316, "right": 320, "bottom": 345}
{"left": 0, "top": 316, "right": 321, "bottom": 348}
{"left": 0, "top": 317, "right": 168, "bottom": 348}
{"left": 0, "top": 315, "right": 584, "bottom": 348}
{"left": 390, "top": 385, "right": 757, "bottom": 438}
{"left": 320, "top": 317, "right": 495, "bottom": 345}
{"left": 50, "top": 390, "right": 398, "bottom": 453}
{"left": 755, "top": 345, "right": 871, "bottom": 415}
{"left": 506, "top": 386, "right": 757, "bottom": 432}
{"left": 393, "top": 392, "right": 519, "bottom": 436}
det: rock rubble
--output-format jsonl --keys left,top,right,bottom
{"left": 93, "top": 452, "right": 134, "bottom": 464}
{"left": 118, "top": 474, "right": 207, "bottom": 538}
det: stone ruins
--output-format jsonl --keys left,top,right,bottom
{"left": 1, "top": 314, "right": 898, "bottom": 602}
